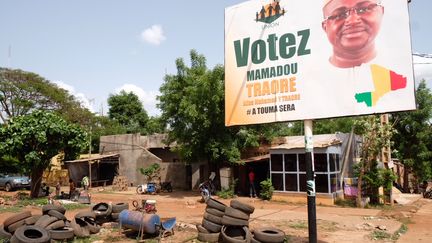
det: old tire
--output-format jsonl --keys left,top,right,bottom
{"left": 42, "top": 205, "right": 66, "bottom": 215}
{"left": 196, "top": 224, "right": 210, "bottom": 233}
{"left": 75, "top": 211, "right": 96, "bottom": 219}
{"left": 5, "top": 183, "right": 12, "bottom": 192}
{"left": 4, "top": 211, "right": 32, "bottom": 228}
{"left": 253, "top": 227, "right": 285, "bottom": 243}
{"left": 197, "top": 231, "right": 220, "bottom": 242}
{"left": 45, "top": 220, "right": 65, "bottom": 230}
{"left": 225, "top": 206, "right": 250, "bottom": 220}
{"left": 0, "top": 225, "right": 12, "bottom": 240}
{"left": 11, "top": 225, "right": 50, "bottom": 243}
{"left": 221, "top": 215, "right": 249, "bottom": 227}
{"left": 112, "top": 202, "right": 129, "bottom": 213}
{"left": 206, "top": 198, "right": 227, "bottom": 212}
{"left": 24, "top": 215, "right": 42, "bottom": 225}
{"left": 205, "top": 207, "right": 225, "bottom": 217}
{"left": 221, "top": 225, "right": 252, "bottom": 243}
{"left": 203, "top": 212, "right": 223, "bottom": 225}
{"left": 47, "top": 210, "right": 67, "bottom": 221}
{"left": 251, "top": 236, "right": 263, "bottom": 243}
{"left": 7, "top": 219, "right": 26, "bottom": 233}
{"left": 35, "top": 216, "right": 57, "bottom": 228}
{"left": 202, "top": 218, "right": 222, "bottom": 233}
{"left": 230, "top": 200, "right": 255, "bottom": 214}
{"left": 92, "top": 202, "right": 112, "bottom": 217}
{"left": 111, "top": 212, "right": 120, "bottom": 220}
{"left": 49, "top": 227, "right": 75, "bottom": 240}
{"left": 70, "top": 218, "right": 90, "bottom": 237}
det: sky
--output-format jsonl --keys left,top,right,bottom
{"left": 1, "top": 0, "right": 431, "bottom": 117}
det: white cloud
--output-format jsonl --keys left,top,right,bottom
{"left": 140, "top": 25, "right": 166, "bottom": 45}
{"left": 115, "top": 84, "right": 160, "bottom": 116}
{"left": 413, "top": 54, "right": 432, "bottom": 85}
{"left": 53, "top": 80, "right": 95, "bottom": 112}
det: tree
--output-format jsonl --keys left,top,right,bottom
{"left": 158, "top": 50, "right": 283, "bottom": 167}
{"left": 354, "top": 115, "right": 394, "bottom": 206}
{"left": 0, "top": 110, "right": 87, "bottom": 198}
{"left": 392, "top": 80, "right": 432, "bottom": 190}
{"left": 0, "top": 68, "right": 94, "bottom": 125}
{"left": 107, "top": 90, "right": 149, "bottom": 134}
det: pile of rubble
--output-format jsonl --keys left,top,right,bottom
{"left": 197, "top": 198, "right": 286, "bottom": 243}
{"left": 0, "top": 202, "right": 129, "bottom": 242}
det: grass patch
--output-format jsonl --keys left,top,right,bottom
{"left": 0, "top": 206, "right": 22, "bottom": 213}
{"left": 72, "top": 235, "right": 100, "bottom": 243}
{"left": 334, "top": 198, "right": 356, "bottom": 207}
{"left": 0, "top": 195, "right": 48, "bottom": 213}
{"left": 63, "top": 203, "right": 90, "bottom": 211}
{"left": 391, "top": 224, "right": 408, "bottom": 241}
{"left": 318, "top": 220, "right": 339, "bottom": 232}
{"left": 289, "top": 220, "right": 308, "bottom": 229}
{"left": 369, "top": 230, "right": 391, "bottom": 240}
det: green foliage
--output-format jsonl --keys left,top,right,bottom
{"left": 139, "top": 163, "right": 161, "bottom": 182}
{"left": 108, "top": 90, "right": 149, "bottom": 134}
{"left": 158, "top": 50, "right": 284, "bottom": 165}
{"left": 334, "top": 198, "right": 356, "bottom": 207}
{"left": 260, "top": 178, "right": 274, "bottom": 200}
{"left": 392, "top": 80, "right": 432, "bottom": 183}
{"left": 216, "top": 179, "right": 238, "bottom": 199}
{"left": 353, "top": 115, "right": 394, "bottom": 205}
{"left": 0, "top": 68, "right": 94, "bottom": 125}
{"left": 0, "top": 110, "right": 87, "bottom": 197}
{"left": 370, "top": 230, "right": 391, "bottom": 240}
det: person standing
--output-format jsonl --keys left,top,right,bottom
{"left": 248, "top": 168, "right": 257, "bottom": 198}
{"left": 55, "top": 181, "right": 61, "bottom": 197}
{"left": 81, "top": 176, "right": 89, "bottom": 191}
{"left": 68, "top": 179, "right": 76, "bottom": 199}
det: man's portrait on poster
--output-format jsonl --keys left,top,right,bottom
{"left": 322, "top": 0, "right": 384, "bottom": 68}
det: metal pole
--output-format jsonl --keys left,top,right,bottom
{"left": 88, "top": 127, "right": 92, "bottom": 189}
{"left": 304, "top": 120, "right": 317, "bottom": 243}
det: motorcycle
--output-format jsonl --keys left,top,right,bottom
{"left": 159, "top": 181, "right": 173, "bottom": 193}
{"left": 199, "top": 172, "right": 216, "bottom": 202}
{"left": 136, "top": 182, "right": 157, "bottom": 194}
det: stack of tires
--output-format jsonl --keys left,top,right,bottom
{"left": 0, "top": 205, "right": 75, "bottom": 242}
{"left": 220, "top": 199, "right": 254, "bottom": 242}
{"left": 71, "top": 202, "right": 129, "bottom": 235}
{"left": 0, "top": 201, "right": 130, "bottom": 242}
{"left": 197, "top": 198, "right": 227, "bottom": 242}
{"left": 196, "top": 198, "right": 286, "bottom": 243}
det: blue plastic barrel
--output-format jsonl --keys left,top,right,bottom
{"left": 119, "top": 210, "right": 161, "bottom": 234}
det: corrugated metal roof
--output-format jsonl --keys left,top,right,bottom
{"left": 271, "top": 134, "right": 342, "bottom": 150}
{"left": 64, "top": 153, "right": 120, "bottom": 163}
{"left": 240, "top": 154, "right": 270, "bottom": 163}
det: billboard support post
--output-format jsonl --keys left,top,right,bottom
{"left": 304, "top": 119, "right": 317, "bottom": 243}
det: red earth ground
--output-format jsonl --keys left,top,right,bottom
{"left": 1, "top": 187, "right": 431, "bottom": 243}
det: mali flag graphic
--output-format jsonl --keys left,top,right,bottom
{"left": 355, "top": 64, "right": 407, "bottom": 107}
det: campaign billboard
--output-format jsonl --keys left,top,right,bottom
{"left": 225, "top": 0, "right": 415, "bottom": 126}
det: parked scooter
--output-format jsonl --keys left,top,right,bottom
{"left": 136, "top": 182, "right": 157, "bottom": 194}
{"left": 199, "top": 172, "right": 216, "bottom": 202}
{"left": 159, "top": 181, "right": 173, "bottom": 193}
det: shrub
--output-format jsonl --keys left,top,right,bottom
{"left": 260, "top": 178, "right": 274, "bottom": 200}
{"left": 216, "top": 179, "right": 238, "bottom": 199}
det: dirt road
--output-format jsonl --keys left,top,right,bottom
{"left": 1, "top": 188, "right": 430, "bottom": 242}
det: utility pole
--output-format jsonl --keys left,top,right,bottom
{"left": 304, "top": 120, "right": 317, "bottom": 243}
{"left": 88, "top": 125, "right": 92, "bottom": 189}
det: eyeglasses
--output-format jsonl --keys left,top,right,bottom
{"left": 324, "top": 3, "right": 382, "bottom": 22}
